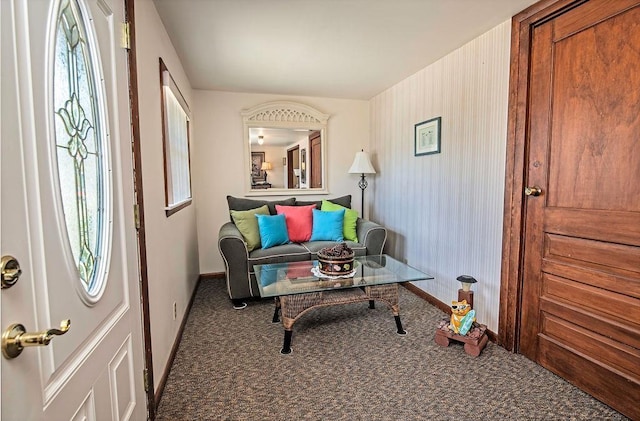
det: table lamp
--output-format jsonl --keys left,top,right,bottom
{"left": 261, "top": 162, "right": 272, "bottom": 183}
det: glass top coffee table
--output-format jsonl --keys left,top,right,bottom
{"left": 255, "top": 254, "right": 433, "bottom": 354}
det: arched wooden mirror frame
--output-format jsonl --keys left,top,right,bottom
{"left": 241, "top": 101, "right": 330, "bottom": 196}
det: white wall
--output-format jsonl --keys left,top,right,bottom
{"left": 192, "top": 91, "right": 369, "bottom": 274}
{"left": 135, "top": 0, "right": 200, "bottom": 389}
{"left": 369, "top": 20, "right": 511, "bottom": 332}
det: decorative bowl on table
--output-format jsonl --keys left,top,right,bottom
{"left": 317, "top": 243, "right": 355, "bottom": 276}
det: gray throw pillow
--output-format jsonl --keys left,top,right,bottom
{"left": 295, "top": 194, "right": 351, "bottom": 209}
{"left": 226, "top": 196, "right": 296, "bottom": 220}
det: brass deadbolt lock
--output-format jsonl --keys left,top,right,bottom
{"left": 1, "top": 255, "right": 22, "bottom": 289}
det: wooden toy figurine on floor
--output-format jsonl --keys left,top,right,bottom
{"left": 435, "top": 280, "right": 488, "bottom": 356}
{"left": 449, "top": 299, "right": 476, "bottom": 335}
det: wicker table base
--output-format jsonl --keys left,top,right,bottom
{"left": 272, "top": 283, "right": 405, "bottom": 354}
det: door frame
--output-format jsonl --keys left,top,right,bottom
{"left": 287, "top": 145, "right": 300, "bottom": 188}
{"left": 124, "top": 0, "right": 155, "bottom": 418}
{"left": 498, "top": 0, "right": 584, "bottom": 351}
{"left": 309, "top": 130, "right": 322, "bottom": 188}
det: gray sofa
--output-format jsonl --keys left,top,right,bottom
{"left": 218, "top": 195, "right": 387, "bottom": 308}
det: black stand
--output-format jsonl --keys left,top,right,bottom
{"left": 395, "top": 315, "right": 406, "bottom": 335}
{"left": 358, "top": 174, "right": 368, "bottom": 217}
{"left": 281, "top": 330, "right": 293, "bottom": 354}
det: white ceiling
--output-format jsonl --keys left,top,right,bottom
{"left": 152, "top": 0, "right": 538, "bottom": 100}
{"left": 249, "top": 127, "right": 310, "bottom": 146}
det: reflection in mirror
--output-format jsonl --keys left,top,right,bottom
{"left": 249, "top": 128, "right": 317, "bottom": 189}
{"left": 241, "top": 101, "right": 329, "bottom": 195}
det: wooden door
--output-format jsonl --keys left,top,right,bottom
{"left": 287, "top": 145, "right": 299, "bottom": 188}
{"left": 310, "top": 131, "right": 322, "bottom": 188}
{"left": 1, "top": 0, "right": 147, "bottom": 419}
{"left": 516, "top": 1, "right": 640, "bottom": 418}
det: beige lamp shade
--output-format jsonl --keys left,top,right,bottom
{"left": 348, "top": 150, "right": 376, "bottom": 174}
{"left": 261, "top": 162, "right": 272, "bottom": 171}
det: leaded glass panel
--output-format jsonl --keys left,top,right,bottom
{"left": 53, "top": 0, "right": 109, "bottom": 297}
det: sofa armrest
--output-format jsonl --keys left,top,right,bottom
{"left": 356, "top": 218, "right": 387, "bottom": 255}
{"left": 218, "top": 222, "right": 251, "bottom": 300}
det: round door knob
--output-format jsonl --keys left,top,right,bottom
{"left": 525, "top": 186, "right": 542, "bottom": 196}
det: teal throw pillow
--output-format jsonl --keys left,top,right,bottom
{"left": 256, "top": 214, "right": 290, "bottom": 249}
{"left": 230, "top": 205, "right": 270, "bottom": 252}
{"left": 310, "top": 209, "right": 345, "bottom": 242}
{"left": 321, "top": 200, "right": 358, "bottom": 242}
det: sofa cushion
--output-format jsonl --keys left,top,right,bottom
{"left": 310, "top": 209, "right": 345, "bottom": 241}
{"left": 256, "top": 214, "right": 289, "bottom": 249}
{"left": 230, "top": 205, "right": 270, "bottom": 252}
{"left": 248, "top": 243, "right": 310, "bottom": 272}
{"left": 227, "top": 196, "right": 296, "bottom": 218}
{"left": 295, "top": 194, "right": 352, "bottom": 209}
{"left": 321, "top": 200, "right": 358, "bottom": 242}
{"left": 276, "top": 204, "right": 314, "bottom": 243}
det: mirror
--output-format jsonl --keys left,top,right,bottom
{"left": 242, "top": 101, "right": 329, "bottom": 195}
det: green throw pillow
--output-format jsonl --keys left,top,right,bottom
{"left": 321, "top": 200, "right": 358, "bottom": 242}
{"left": 230, "top": 205, "right": 270, "bottom": 251}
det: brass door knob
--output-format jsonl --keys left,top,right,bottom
{"left": 524, "top": 186, "right": 542, "bottom": 196}
{"left": 2, "top": 319, "right": 71, "bottom": 359}
{"left": 1, "top": 255, "right": 22, "bottom": 289}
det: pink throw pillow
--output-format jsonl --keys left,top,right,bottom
{"left": 275, "top": 204, "right": 315, "bottom": 243}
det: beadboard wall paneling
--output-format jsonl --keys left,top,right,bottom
{"left": 369, "top": 20, "right": 511, "bottom": 332}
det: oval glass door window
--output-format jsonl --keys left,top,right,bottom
{"left": 53, "top": 0, "right": 111, "bottom": 300}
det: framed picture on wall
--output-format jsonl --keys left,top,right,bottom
{"left": 414, "top": 117, "right": 441, "bottom": 156}
{"left": 251, "top": 152, "right": 265, "bottom": 178}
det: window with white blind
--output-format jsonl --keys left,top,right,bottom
{"left": 160, "top": 58, "right": 192, "bottom": 216}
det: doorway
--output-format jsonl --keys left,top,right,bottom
{"left": 287, "top": 145, "right": 300, "bottom": 188}
{"left": 309, "top": 130, "right": 322, "bottom": 188}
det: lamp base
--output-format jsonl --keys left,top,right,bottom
{"left": 358, "top": 174, "right": 367, "bottom": 218}
{"left": 357, "top": 175, "right": 368, "bottom": 190}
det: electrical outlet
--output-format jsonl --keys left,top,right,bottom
{"left": 172, "top": 302, "right": 177, "bottom": 320}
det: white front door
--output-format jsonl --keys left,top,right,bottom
{"left": 1, "top": 0, "right": 147, "bottom": 419}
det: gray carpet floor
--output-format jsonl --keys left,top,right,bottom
{"left": 156, "top": 280, "right": 628, "bottom": 420}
